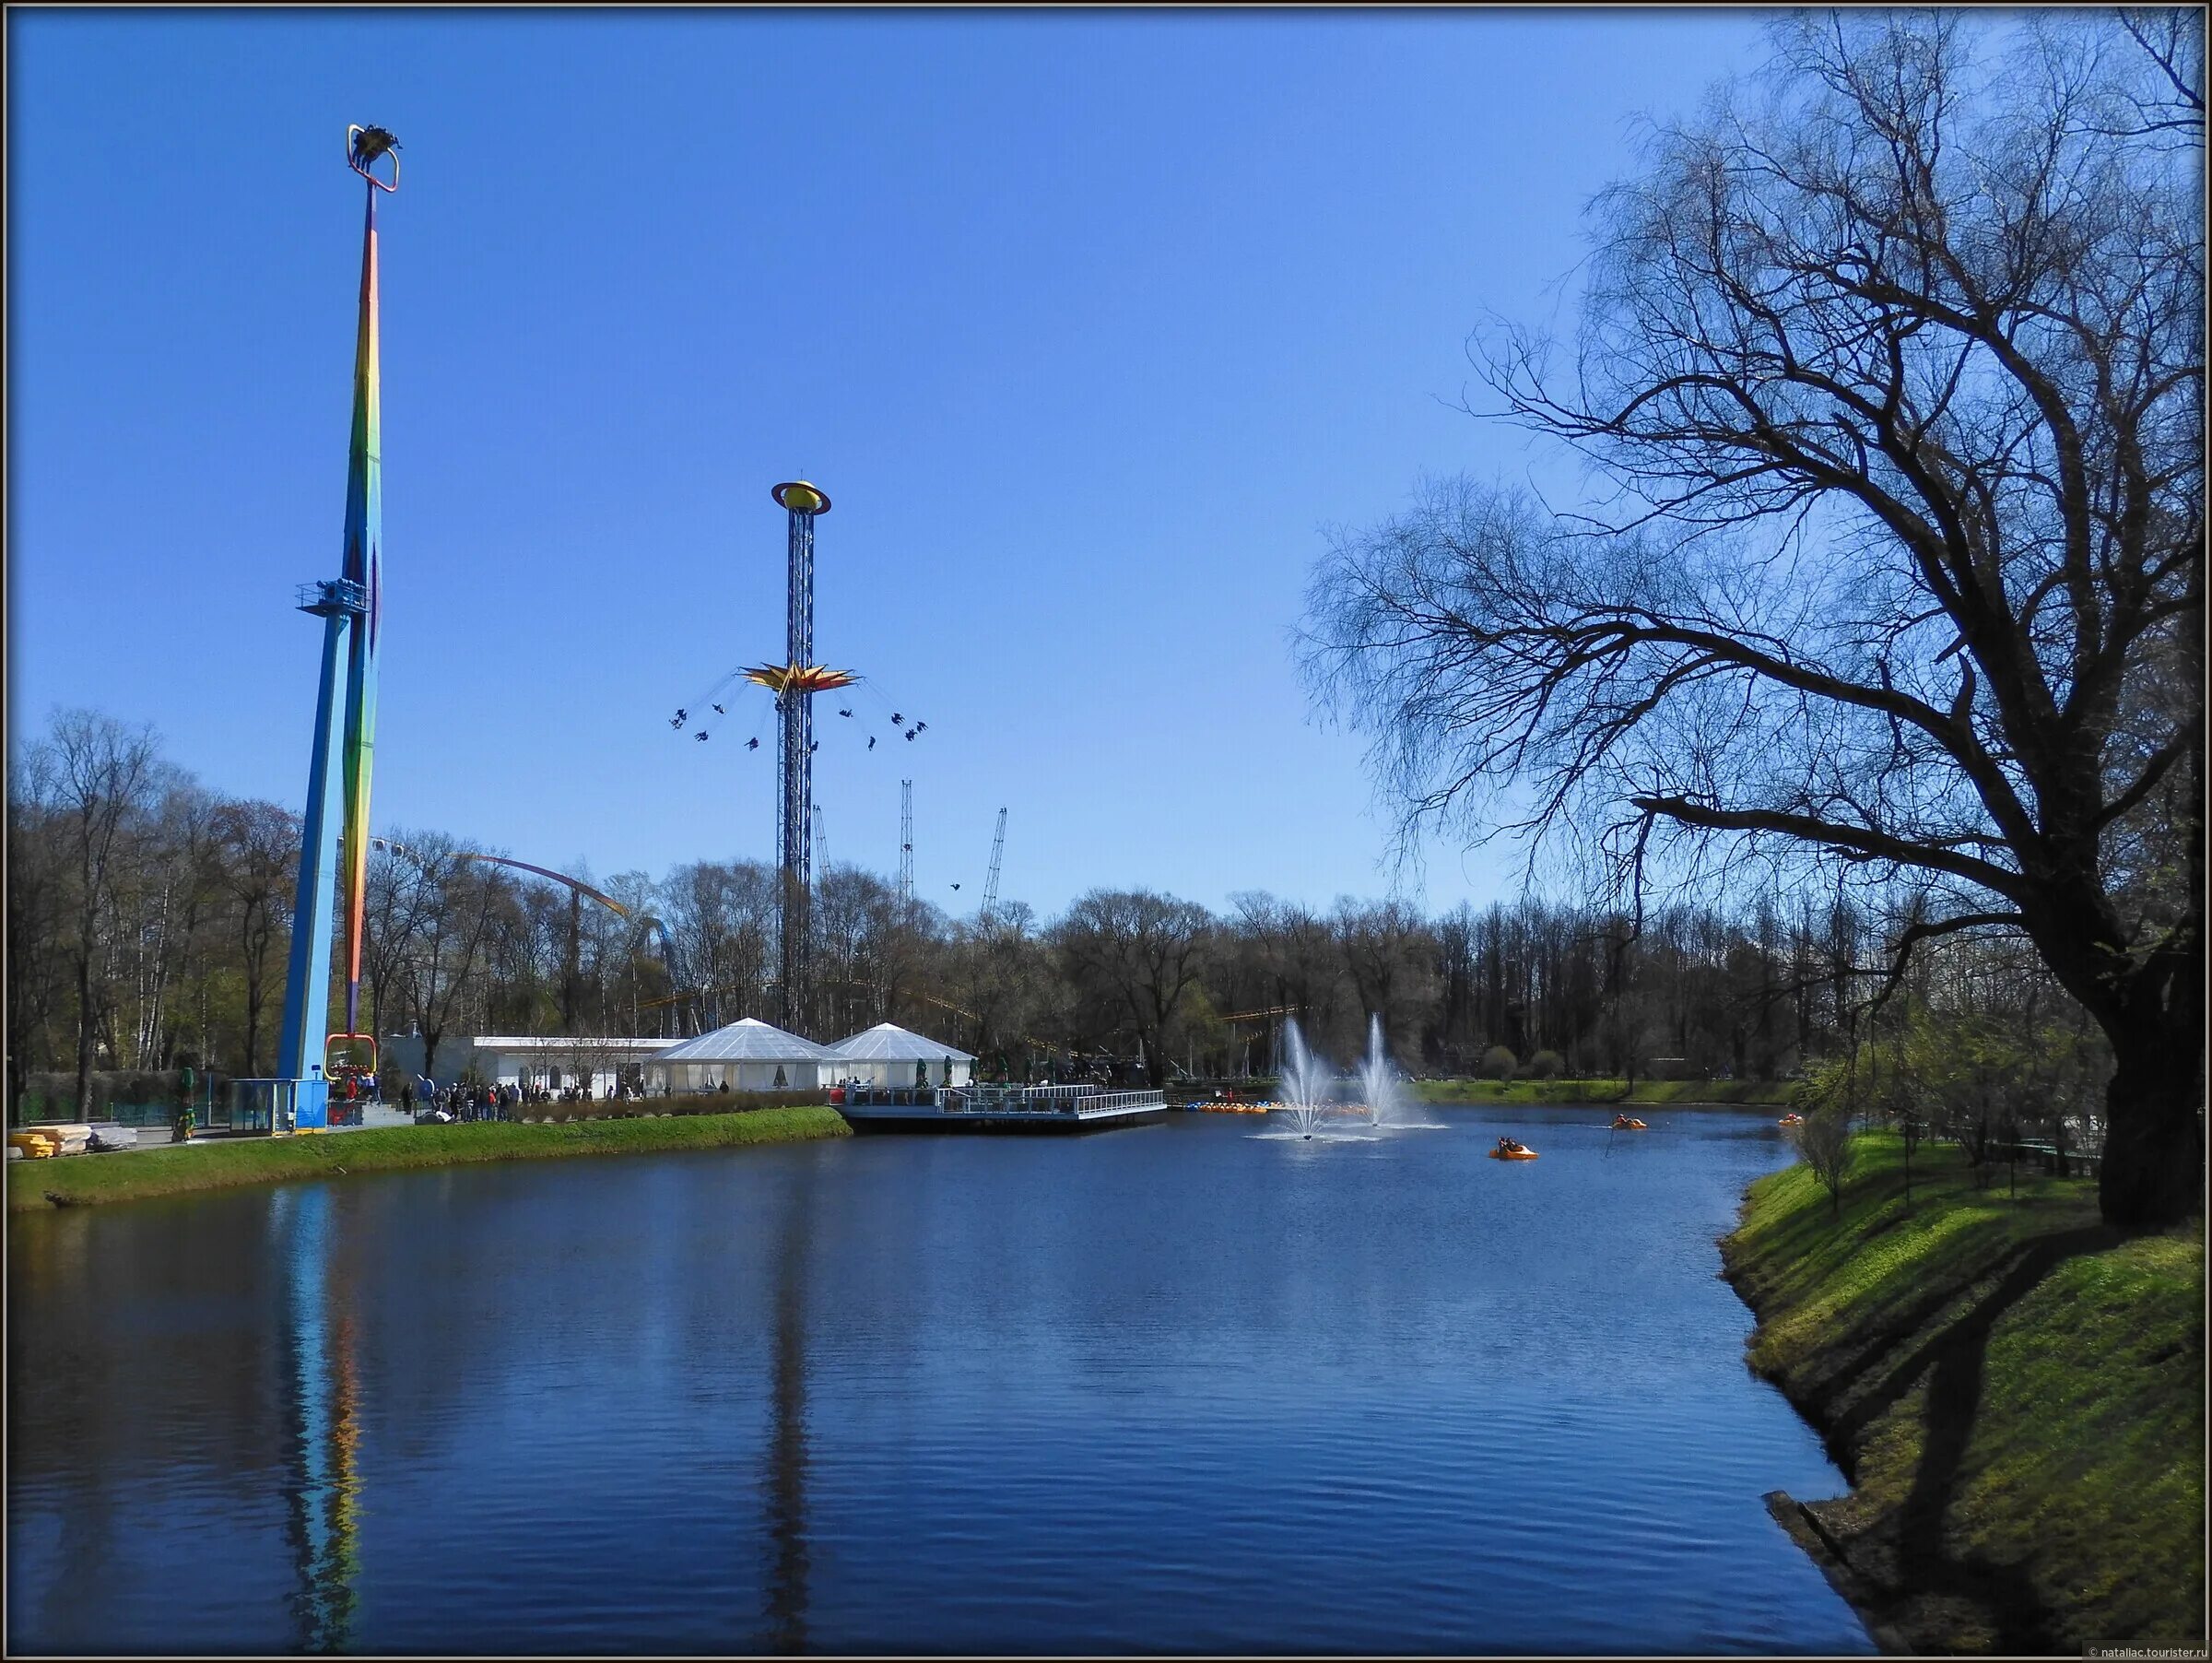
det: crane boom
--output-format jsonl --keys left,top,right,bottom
{"left": 980, "top": 807, "right": 1006, "bottom": 926}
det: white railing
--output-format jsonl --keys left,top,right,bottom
{"left": 1074, "top": 1091, "right": 1166, "bottom": 1116}
{"left": 935, "top": 1085, "right": 1164, "bottom": 1116}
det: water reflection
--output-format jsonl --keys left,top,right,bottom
{"left": 761, "top": 1167, "right": 814, "bottom": 1654}
{"left": 273, "top": 1185, "right": 361, "bottom": 1652}
{"left": 11, "top": 1120, "right": 1874, "bottom": 1654}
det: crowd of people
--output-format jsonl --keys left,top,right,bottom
{"left": 399, "top": 1076, "right": 649, "bottom": 1123}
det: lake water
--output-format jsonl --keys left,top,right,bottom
{"left": 8, "top": 1106, "right": 1872, "bottom": 1655}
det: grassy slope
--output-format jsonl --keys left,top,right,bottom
{"left": 1723, "top": 1136, "right": 2204, "bottom": 1654}
{"left": 7, "top": 1106, "right": 852, "bottom": 1212}
{"left": 1412, "top": 1077, "right": 1795, "bottom": 1105}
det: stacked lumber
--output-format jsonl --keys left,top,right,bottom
{"left": 16, "top": 1124, "right": 93, "bottom": 1156}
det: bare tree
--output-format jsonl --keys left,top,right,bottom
{"left": 1056, "top": 889, "right": 1212, "bottom": 1087}
{"left": 1303, "top": 13, "right": 2203, "bottom": 1227}
{"left": 384, "top": 833, "right": 510, "bottom": 1079}
{"left": 210, "top": 798, "right": 299, "bottom": 1076}
{"left": 31, "top": 711, "right": 161, "bottom": 1115}
{"left": 6, "top": 749, "right": 70, "bottom": 1116}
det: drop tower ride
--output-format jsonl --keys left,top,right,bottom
{"left": 274, "top": 125, "right": 398, "bottom": 1130}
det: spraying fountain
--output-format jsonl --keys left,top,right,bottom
{"left": 1357, "top": 1015, "right": 1445, "bottom": 1130}
{"left": 1277, "top": 1020, "right": 1335, "bottom": 1138}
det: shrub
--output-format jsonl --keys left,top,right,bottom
{"left": 1526, "top": 1049, "right": 1564, "bottom": 1079}
{"left": 1791, "top": 1103, "right": 1856, "bottom": 1215}
{"left": 1480, "top": 1045, "right": 1518, "bottom": 1081}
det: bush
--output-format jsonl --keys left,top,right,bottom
{"left": 1480, "top": 1045, "right": 1518, "bottom": 1081}
{"left": 1526, "top": 1049, "right": 1564, "bottom": 1079}
{"left": 1790, "top": 1103, "right": 1856, "bottom": 1215}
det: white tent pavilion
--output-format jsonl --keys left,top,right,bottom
{"left": 825, "top": 1022, "right": 975, "bottom": 1088}
{"left": 644, "top": 1018, "right": 838, "bottom": 1094}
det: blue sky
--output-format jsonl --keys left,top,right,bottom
{"left": 9, "top": 7, "right": 1771, "bottom": 920}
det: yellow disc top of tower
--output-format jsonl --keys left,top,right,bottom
{"left": 772, "top": 480, "right": 830, "bottom": 515}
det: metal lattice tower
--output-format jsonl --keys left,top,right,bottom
{"left": 899, "top": 780, "right": 914, "bottom": 903}
{"left": 771, "top": 480, "right": 830, "bottom": 1036}
{"left": 981, "top": 807, "right": 1007, "bottom": 926}
{"left": 812, "top": 803, "right": 828, "bottom": 891}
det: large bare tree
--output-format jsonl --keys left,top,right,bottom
{"left": 1302, "top": 13, "right": 2203, "bottom": 1225}
{"left": 1056, "top": 889, "right": 1213, "bottom": 1086}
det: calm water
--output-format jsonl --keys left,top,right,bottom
{"left": 9, "top": 1107, "right": 1872, "bottom": 1656}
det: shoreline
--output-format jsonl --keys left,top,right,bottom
{"left": 1719, "top": 1136, "right": 2203, "bottom": 1655}
{"left": 6, "top": 1106, "right": 853, "bottom": 1213}
{"left": 1411, "top": 1079, "right": 1796, "bottom": 1108}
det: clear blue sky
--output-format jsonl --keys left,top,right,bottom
{"left": 8, "top": 7, "right": 1771, "bottom": 920}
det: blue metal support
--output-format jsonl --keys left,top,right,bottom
{"left": 275, "top": 599, "right": 354, "bottom": 1131}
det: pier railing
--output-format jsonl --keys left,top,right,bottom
{"left": 1073, "top": 1091, "right": 1163, "bottom": 1116}
{"left": 935, "top": 1085, "right": 1164, "bottom": 1116}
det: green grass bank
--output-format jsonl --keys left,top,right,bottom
{"left": 7, "top": 1106, "right": 852, "bottom": 1213}
{"left": 1412, "top": 1076, "right": 1795, "bottom": 1106}
{"left": 1722, "top": 1135, "right": 2204, "bottom": 1654}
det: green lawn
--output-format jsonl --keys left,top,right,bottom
{"left": 7, "top": 1106, "right": 852, "bottom": 1212}
{"left": 1411, "top": 1077, "right": 1795, "bottom": 1106}
{"left": 1724, "top": 1135, "right": 2204, "bottom": 1653}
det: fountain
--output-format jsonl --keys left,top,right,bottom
{"left": 1357, "top": 1015, "right": 1445, "bottom": 1129}
{"left": 1358, "top": 1014, "right": 1399, "bottom": 1127}
{"left": 1277, "top": 1020, "right": 1335, "bottom": 1138}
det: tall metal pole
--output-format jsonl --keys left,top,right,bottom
{"left": 771, "top": 481, "right": 830, "bottom": 1036}
{"left": 276, "top": 125, "right": 397, "bottom": 1130}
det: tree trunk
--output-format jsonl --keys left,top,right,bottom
{"left": 75, "top": 949, "right": 97, "bottom": 1119}
{"left": 2099, "top": 1004, "right": 2206, "bottom": 1230}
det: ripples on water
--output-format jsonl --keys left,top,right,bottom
{"left": 8, "top": 1107, "right": 1871, "bottom": 1655}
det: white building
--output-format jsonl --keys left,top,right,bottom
{"left": 824, "top": 1022, "right": 975, "bottom": 1088}
{"left": 380, "top": 1034, "right": 676, "bottom": 1097}
{"left": 644, "top": 1018, "right": 838, "bottom": 1094}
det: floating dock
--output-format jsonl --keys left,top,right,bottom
{"left": 834, "top": 1083, "right": 1166, "bottom": 1132}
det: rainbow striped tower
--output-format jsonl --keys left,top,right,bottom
{"left": 276, "top": 126, "right": 397, "bottom": 1132}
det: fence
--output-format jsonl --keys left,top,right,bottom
{"left": 15, "top": 1069, "right": 232, "bottom": 1128}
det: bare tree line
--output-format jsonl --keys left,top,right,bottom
{"left": 10, "top": 704, "right": 2109, "bottom": 1129}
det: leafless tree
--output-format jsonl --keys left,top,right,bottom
{"left": 1056, "top": 889, "right": 1212, "bottom": 1086}
{"left": 382, "top": 832, "right": 510, "bottom": 1079}
{"left": 210, "top": 798, "right": 299, "bottom": 1076}
{"left": 1303, "top": 13, "right": 2203, "bottom": 1226}
{"left": 31, "top": 711, "right": 161, "bottom": 1115}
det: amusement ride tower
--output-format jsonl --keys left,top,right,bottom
{"left": 274, "top": 124, "right": 399, "bottom": 1131}
{"left": 744, "top": 482, "right": 851, "bottom": 1038}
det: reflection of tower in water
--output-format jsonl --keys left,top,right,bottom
{"left": 276, "top": 1185, "right": 362, "bottom": 1653}
{"left": 760, "top": 1168, "right": 815, "bottom": 1654}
